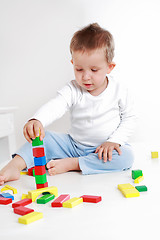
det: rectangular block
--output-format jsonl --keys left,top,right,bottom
{"left": 0, "top": 197, "right": 12, "bottom": 205}
{"left": 0, "top": 192, "right": 14, "bottom": 200}
{"left": 134, "top": 176, "right": 144, "bottom": 184}
{"left": 63, "top": 197, "right": 83, "bottom": 208}
{"left": 32, "top": 136, "right": 43, "bottom": 147}
{"left": 36, "top": 182, "right": 48, "bottom": 189}
{"left": 18, "top": 212, "right": 43, "bottom": 224}
{"left": 34, "top": 165, "right": 46, "bottom": 175}
{"left": 121, "top": 188, "right": 140, "bottom": 198}
{"left": 51, "top": 194, "right": 70, "bottom": 207}
{"left": 80, "top": 195, "right": 102, "bottom": 203}
{"left": 33, "top": 147, "right": 45, "bottom": 158}
{"left": 35, "top": 174, "right": 47, "bottom": 184}
{"left": 28, "top": 167, "right": 34, "bottom": 176}
{"left": 34, "top": 156, "right": 46, "bottom": 166}
{"left": 151, "top": 152, "right": 158, "bottom": 158}
{"left": 37, "top": 194, "right": 55, "bottom": 204}
{"left": 12, "top": 198, "right": 32, "bottom": 208}
{"left": 2, "top": 185, "right": 17, "bottom": 194}
{"left": 132, "top": 170, "right": 143, "bottom": 180}
{"left": 14, "top": 206, "right": 34, "bottom": 215}
{"left": 118, "top": 183, "right": 135, "bottom": 191}
{"left": 135, "top": 185, "right": 148, "bottom": 192}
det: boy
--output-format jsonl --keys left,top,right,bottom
{"left": 0, "top": 23, "right": 135, "bottom": 185}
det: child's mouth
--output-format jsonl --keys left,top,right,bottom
{"left": 84, "top": 84, "right": 92, "bottom": 88}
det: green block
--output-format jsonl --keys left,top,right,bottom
{"left": 132, "top": 170, "right": 143, "bottom": 179}
{"left": 32, "top": 137, "right": 43, "bottom": 147}
{"left": 37, "top": 194, "right": 55, "bottom": 204}
{"left": 33, "top": 169, "right": 35, "bottom": 177}
{"left": 135, "top": 185, "right": 147, "bottom": 192}
{"left": 35, "top": 174, "right": 47, "bottom": 184}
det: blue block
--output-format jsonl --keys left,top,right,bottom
{"left": 0, "top": 192, "right": 14, "bottom": 200}
{"left": 34, "top": 156, "right": 46, "bottom": 166}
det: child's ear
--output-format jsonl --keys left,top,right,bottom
{"left": 71, "top": 59, "right": 73, "bottom": 64}
{"left": 107, "top": 62, "right": 116, "bottom": 74}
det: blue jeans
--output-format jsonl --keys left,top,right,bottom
{"left": 16, "top": 131, "right": 134, "bottom": 175}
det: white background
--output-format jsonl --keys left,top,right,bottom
{"left": 0, "top": 0, "right": 160, "bottom": 150}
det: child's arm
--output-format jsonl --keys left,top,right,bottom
{"left": 23, "top": 119, "right": 45, "bottom": 143}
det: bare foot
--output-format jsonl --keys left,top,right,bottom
{"left": 46, "top": 158, "right": 80, "bottom": 176}
{"left": 0, "top": 155, "right": 27, "bottom": 185}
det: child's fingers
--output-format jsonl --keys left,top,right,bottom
{"left": 115, "top": 145, "right": 122, "bottom": 155}
{"left": 40, "top": 127, "right": 45, "bottom": 141}
{"left": 103, "top": 148, "right": 108, "bottom": 162}
{"left": 23, "top": 126, "right": 32, "bottom": 143}
{"left": 108, "top": 148, "right": 113, "bottom": 161}
{"left": 27, "top": 124, "right": 35, "bottom": 140}
{"left": 98, "top": 147, "right": 104, "bottom": 160}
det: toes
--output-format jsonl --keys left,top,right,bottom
{"left": 48, "top": 168, "right": 56, "bottom": 176}
{"left": 0, "top": 176, "right": 5, "bottom": 185}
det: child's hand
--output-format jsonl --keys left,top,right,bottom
{"left": 95, "top": 141, "right": 121, "bottom": 162}
{"left": 23, "top": 119, "right": 45, "bottom": 143}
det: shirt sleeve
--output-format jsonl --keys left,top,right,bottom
{"left": 32, "top": 81, "right": 77, "bottom": 127}
{"left": 107, "top": 83, "right": 137, "bottom": 146}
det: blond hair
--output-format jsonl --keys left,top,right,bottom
{"left": 70, "top": 23, "right": 115, "bottom": 63}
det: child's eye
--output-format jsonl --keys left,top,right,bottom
{"left": 76, "top": 69, "right": 83, "bottom": 72}
{"left": 91, "top": 69, "right": 98, "bottom": 72}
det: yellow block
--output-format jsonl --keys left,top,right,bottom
{"left": 121, "top": 188, "right": 140, "bottom": 198}
{"left": 18, "top": 212, "right": 43, "bottom": 224}
{"left": 28, "top": 186, "right": 58, "bottom": 202}
{"left": 22, "top": 194, "right": 30, "bottom": 200}
{"left": 20, "top": 171, "right": 28, "bottom": 175}
{"left": 151, "top": 152, "right": 158, "bottom": 158}
{"left": 118, "top": 183, "right": 135, "bottom": 191}
{"left": 63, "top": 197, "right": 83, "bottom": 208}
{"left": 1, "top": 185, "right": 17, "bottom": 194}
{"left": 134, "top": 176, "right": 144, "bottom": 184}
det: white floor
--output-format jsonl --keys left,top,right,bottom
{"left": 0, "top": 142, "right": 160, "bottom": 240}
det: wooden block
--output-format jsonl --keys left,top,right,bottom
{"left": 12, "top": 198, "right": 32, "bottom": 208}
{"left": 51, "top": 194, "right": 70, "bottom": 207}
{"left": 132, "top": 170, "right": 143, "bottom": 179}
{"left": 20, "top": 171, "right": 28, "bottom": 175}
{"left": 28, "top": 167, "right": 34, "bottom": 176}
{"left": 34, "top": 156, "right": 46, "bottom": 166}
{"left": 14, "top": 206, "right": 34, "bottom": 215}
{"left": 21, "top": 194, "right": 30, "bottom": 200}
{"left": 118, "top": 183, "right": 135, "bottom": 191}
{"left": 28, "top": 186, "right": 58, "bottom": 202}
{"left": 33, "top": 147, "right": 45, "bottom": 158}
{"left": 134, "top": 176, "right": 144, "bottom": 184}
{"left": 135, "top": 185, "right": 148, "bottom": 192}
{"left": 18, "top": 212, "right": 43, "bottom": 224}
{"left": 34, "top": 165, "right": 46, "bottom": 175}
{"left": 80, "top": 195, "right": 102, "bottom": 203}
{"left": 32, "top": 137, "right": 43, "bottom": 147}
{"left": 121, "top": 188, "right": 140, "bottom": 198}
{"left": 0, "top": 192, "right": 14, "bottom": 200}
{"left": 151, "top": 152, "right": 158, "bottom": 158}
{"left": 36, "top": 182, "right": 48, "bottom": 189}
{"left": 35, "top": 174, "right": 47, "bottom": 184}
{"left": 1, "top": 185, "right": 17, "bottom": 194}
{"left": 0, "top": 197, "right": 12, "bottom": 205}
{"left": 37, "top": 194, "right": 55, "bottom": 204}
{"left": 63, "top": 197, "right": 83, "bottom": 208}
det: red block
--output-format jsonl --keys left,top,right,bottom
{"left": 32, "top": 147, "right": 45, "bottom": 157}
{"left": 36, "top": 182, "right": 48, "bottom": 189}
{"left": 0, "top": 197, "right": 12, "bottom": 205}
{"left": 51, "top": 194, "right": 70, "bottom": 207}
{"left": 80, "top": 195, "right": 102, "bottom": 203}
{"left": 28, "top": 167, "right": 34, "bottom": 176}
{"left": 34, "top": 165, "right": 46, "bottom": 175}
{"left": 12, "top": 198, "right": 32, "bottom": 208}
{"left": 14, "top": 206, "right": 34, "bottom": 215}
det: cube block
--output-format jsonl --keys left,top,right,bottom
{"left": 33, "top": 147, "right": 45, "bottom": 158}
{"left": 132, "top": 170, "right": 143, "bottom": 179}
{"left": 32, "top": 137, "right": 43, "bottom": 147}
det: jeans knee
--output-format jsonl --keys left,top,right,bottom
{"left": 117, "top": 145, "right": 134, "bottom": 170}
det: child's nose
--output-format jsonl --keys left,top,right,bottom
{"left": 82, "top": 71, "right": 91, "bottom": 81}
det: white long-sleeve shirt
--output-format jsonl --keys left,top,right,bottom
{"left": 33, "top": 76, "right": 136, "bottom": 146}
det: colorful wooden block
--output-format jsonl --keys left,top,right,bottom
{"left": 134, "top": 176, "right": 144, "bottom": 183}
{"left": 0, "top": 197, "right": 12, "bottom": 205}
{"left": 32, "top": 136, "right": 43, "bottom": 147}
{"left": 20, "top": 171, "right": 28, "bottom": 175}
{"left": 14, "top": 206, "right": 34, "bottom": 215}
{"left": 121, "top": 188, "right": 140, "bottom": 198}
{"left": 21, "top": 194, "right": 30, "bottom": 200}
{"left": 151, "top": 152, "right": 158, "bottom": 158}
{"left": 28, "top": 186, "right": 58, "bottom": 202}
{"left": 118, "top": 183, "right": 135, "bottom": 191}
{"left": 0, "top": 192, "right": 14, "bottom": 200}
{"left": 34, "top": 156, "right": 46, "bottom": 166}
{"left": 12, "top": 198, "right": 32, "bottom": 208}
{"left": 18, "top": 212, "right": 43, "bottom": 224}
{"left": 1, "top": 185, "right": 17, "bottom": 194}
{"left": 33, "top": 147, "right": 45, "bottom": 158}
{"left": 35, "top": 174, "right": 47, "bottom": 184}
{"left": 51, "top": 194, "right": 70, "bottom": 207}
{"left": 63, "top": 197, "right": 83, "bottom": 208}
{"left": 132, "top": 170, "right": 143, "bottom": 180}
{"left": 80, "top": 195, "right": 102, "bottom": 203}
{"left": 37, "top": 194, "right": 55, "bottom": 204}
{"left": 34, "top": 165, "right": 46, "bottom": 175}
{"left": 36, "top": 182, "right": 48, "bottom": 189}
{"left": 135, "top": 185, "right": 148, "bottom": 192}
{"left": 28, "top": 167, "right": 34, "bottom": 176}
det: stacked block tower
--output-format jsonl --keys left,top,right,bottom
{"left": 32, "top": 134, "right": 48, "bottom": 189}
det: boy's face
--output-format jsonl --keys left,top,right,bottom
{"left": 71, "top": 49, "right": 115, "bottom": 96}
